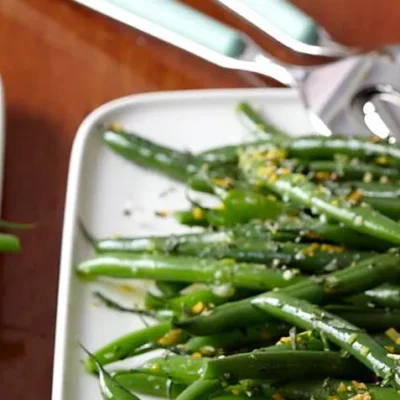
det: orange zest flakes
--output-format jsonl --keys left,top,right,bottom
{"left": 192, "top": 207, "right": 204, "bottom": 221}
{"left": 375, "top": 156, "right": 389, "bottom": 165}
{"left": 118, "top": 284, "right": 135, "bottom": 294}
{"left": 337, "top": 382, "right": 348, "bottom": 392}
{"left": 302, "top": 243, "right": 320, "bottom": 257}
{"left": 330, "top": 172, "right": 339, "bottom": 181}
{"left": 347, "top": 190, "right": 363, "bottom": 203}
{"left": 277, "top": 336, "right": 292, "bottom": 345}
{"left": 109, "top": 122, "right": 124, "bottom": 132}
{"left": 157, "top": 329, "right": 182, "bottom": 347}
{"left": 279, "top": 167, "right": 291, "bottom": 175}
{"left": 369, "top": 135, "right": 381, "bottom": 143}
{"left": 212, "top": 177, "right": 233, "bottom": 189}
{"left": 156, "top": 209, "right": 170, "bottom": 217}
{"left": 385, "top": 327, "right": 400, "bottom": 344}
{"left": 315, "top": 171, "right": 332, "bottom": 181}
{"left": 266, "top": 148, "right": 288, "bottom": 161}
{"left": 191, "top": 301, "right": 205, "bottom": 315}
{"left": 257, "top": 165, "right": 277, "bottom": 179}
{"left": 385, "top": 345, "right": 395, "bottom": 353}
{"left": 351, "top": 381, "right": 367, "bottom": 391}
{"left": 304, "top": 230, "right": 320, "bottom": 240}
{"left": 320, "top": 244, "right": 345, "bottom": 253}
{"left": 268, "top": 173, "right": 278, "bottom": 184}
{"left": 250, "top": 150, "right": 268, "bottom": 161}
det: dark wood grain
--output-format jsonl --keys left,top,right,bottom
{"left": 0, "top": 0, "right": 400, "bottom": 398}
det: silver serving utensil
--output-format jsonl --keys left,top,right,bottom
{"left": 73, "top": 0, "right": 400, "bottom": 138}
{"left": 215, "top": 0, "right": 356, "bottom": 58}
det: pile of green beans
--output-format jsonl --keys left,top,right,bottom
{"left": 78, "top": 103, "right": 400, "bottom": 399}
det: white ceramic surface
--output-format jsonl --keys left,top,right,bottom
{"left": 52, "top": 88, "right": 313, "bottom": 400}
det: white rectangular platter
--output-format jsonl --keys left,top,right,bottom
{"left": 52, "top": 88, "right": 313, "bottom": 400}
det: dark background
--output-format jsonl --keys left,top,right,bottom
{"left": 1, "top": 0, "right": 400, "bottom": 398}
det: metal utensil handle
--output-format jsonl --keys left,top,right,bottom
{"left": 215, "top": 0, "right": 352, "bottom": 57}
{"left": 76, "top": 0, "right": 246, "bottom": 56}
{"left": 73, "top": 0, "right": 299, "bottom": 86}
{"left": 216, "top": 0, "right": 318, "bottom": 45}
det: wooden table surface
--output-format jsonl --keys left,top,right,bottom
{"left": 0, "top": 0, "right": 400, "bottom": 397}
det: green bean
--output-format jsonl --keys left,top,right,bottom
{"left": 173, "top": 210, "right": 210, "bottom": 227}
{"left": 84, "top": 321, "right": 174, "bottom": 373}
{"left": 307, "top": 159, "right": 400, "bottom": 181}
{"left": 145, "top": 287, "right": 238, "bottom": 316}
{"left": 252, "top": 292, "right": 400, "bottom": 387}
{"left": 81, "top": 346, "right": 140, "bottom": 399}
{"left": 184, "top": 322, "right": 289, "bottom": 355}
{"left": 93, "top": 231, "right": 233, "bottom": 254}
{"left": 278, "top": 135, "right": 400, "bottom": 164}
{"left": 104, "top": 128, "right": 198, "bottom": 181}
{"left": 176, "top": 253, "right": 400, "bottom": 335}
{"left": 113, "top": 372, "right": 185, "bottom": 398}
{"left": 91, "top": 217, "right": 381, "bottom": 258}
{"left": 198, "top": 135, "right": 400, "bottom": 168}
{"left": 175, "top": 379, "right": 220, "bottom": 400}
{"left": 188, "top": 189, "right": 290, "bottom": 227}
{"left": 240, "top": 150, "right": 400, "bottom": 245}
{"left": 312, "top": 184, "right": 400, "bottom": 220}
{"left": 138, "top": 355, "right": 205, "bottom": 385}
{"left": 328, "top": 181, "right": 400, "bottom": 199}
{"left": 203, "top": 350, "right": 368, "bottom": 381}
{"left": 267, "top": 217, "right": 391, "bottom": 251}
{"left": 77, "top": 254, "right": 305, "bottom": 291}
{"left": 264, "top": 330, "right": 325, "bottom": 352}
{"left": 0, "top": 219, "right": 33, "bottom": 230}
{"left": 191, "top": 240, "right": 368, "bottom": 273}
{"left": 233, "top": 218, "right": 391, "bottom": 251}
{"left": 155, "top": 281, "right": 187, "bottom": 298}
{"left": 364, "top": 197, "right": 400, "bottom": 220}
{"left": 0, "top": 233, "right": 21, "bottom": 252}
{"left": 326, "top": 305, "right": 400, "bottom": 331}
{"left": 277, "top": 379, "right": 400, "bottom": 400}
{"left": 215, "top": 188, "right": 285, "bottom": 225}
{"left": 94, "top": 233, "right": 370, "bottom": 272}
{"left": 373, "top": 333, "right": 400, "bottom": 354}
{"left": 236, "top": 102, "right": 288, "bottom": 138}
{"left": 196, "top": 141, "right": 263, "bottom": 166}
{"left": 187, "top": 165, "right": 238, "bottom": 194}
{"left": 93, "top": 217, "right": 372, "bottom": 271}
{"left": 97, "top": 286, "right": 247, "bottom": 320}
{"left": 94, "top": 292, "right": 156, "bottom": 317}
{"left": 112, "top": 372, "right": 265, "bottom": 400}
{"left": 350, "top": 284, "right": 400, "bottom": 309}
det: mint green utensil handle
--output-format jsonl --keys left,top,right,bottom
{"left": 107, "top": 0, "right": 245, "bottom": 57}
{"left": 225, "top": 0, "right": 318, "bottom": 45}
